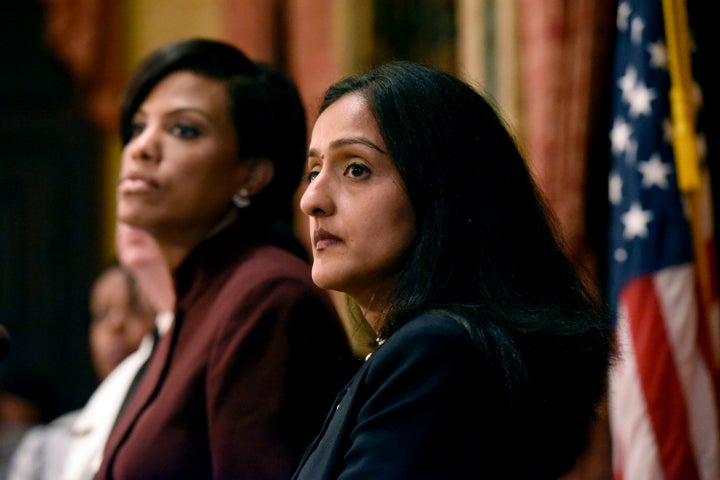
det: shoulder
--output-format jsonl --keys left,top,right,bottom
{"left": 25, "top": 410, "right": 79, "bottom": 438}
{"left": 238, "top": 244, "right": 308, "bottom": 271}
{"left": 217, "top": 246, "right": 335, "bottom": 320}
{"left": 179, "top": 238, "right": 315, "bottom": 303}
{"left": 185, "top": 243, "right": 326, "bottom": 317}
{"left": 383, "top": 312, "right": 475, "bottom": 352}
{"left": 226, "top": 245, "right": 315, "bottom": 291}
{"left": 205, "top": 244, "right": 339, "bottom": 334}
{"left": 47, "top": 410, "right": 80, "bottom": 429}
{"left": 366, "top": 312, "right": 480, "bottom": 378}
{"left": 8, "top": 410, "right": 80, "bottom": 474}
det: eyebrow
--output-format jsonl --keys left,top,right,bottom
{"left": 135, "top": 107, "right": 215, "bottom": 122}
{"left": 307, "top": 137, "right": 387, "bottom": 158}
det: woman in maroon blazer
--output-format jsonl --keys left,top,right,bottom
{"left": 95, "top": 38, "right": 359, "bottom": 479}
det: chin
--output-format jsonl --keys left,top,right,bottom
{"left": 116, "top": 203, "right": 137, "bottom": 223}
{"left": 310, "top": 268, "right": 343, "bottom": 292}
{"left": 117, "top": 207, "right": 152, "bottom": 231}
{"left": 310, "top": 272, "right": 331, "bottom": 290}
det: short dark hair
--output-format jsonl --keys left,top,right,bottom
{"left": 120, "top": 38, "right": 307, "bottom": 235}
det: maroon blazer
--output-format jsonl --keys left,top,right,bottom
{"left": 95, "top": 221, "right": 358, "bottom": 479}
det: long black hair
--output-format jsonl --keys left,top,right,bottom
{"left": 120, "top": 38, "right": 308, "bottom": 258}
{"left": 319, "top": 61, "right": 613, "bottom": 477}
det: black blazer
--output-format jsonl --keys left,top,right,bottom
{"left": 292, "top": 312, "right": 512, "bottom": 479}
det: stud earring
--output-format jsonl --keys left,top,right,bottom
{"left": 232, "top": 188, "right": 251, "bottom": 208}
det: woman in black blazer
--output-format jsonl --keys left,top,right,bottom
{"left": 293, "top": 61, "right": 614, "bottom": 479}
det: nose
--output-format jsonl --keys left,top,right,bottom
{"left": 92, "top": 308, "right": 130, "bottom": 338}
{"left": 300, "top": 173, "right": 333, "bottom": 217}
{"left": 106, "top": 308, "right": 130, "bottom": 333}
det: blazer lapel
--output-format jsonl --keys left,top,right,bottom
{"left": 96, "top": 310, "right": 181, "bottom": 477}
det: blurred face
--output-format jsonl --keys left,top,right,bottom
{"left": 301, "top": 93, "right": 416, "bottom": 325}
{"left": 115, "top": 221, "right": 164, "bottom": 271}
{"left": 115, "top": 222, "right": 176, "bottom": 313}
{"left": 89, "top": 268, "right": 155, "bottom": 380}
{"left": 117, "top": 71, "right": 250, "bottom": 243}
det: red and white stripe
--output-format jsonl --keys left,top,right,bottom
{"left": 610, "top": 264, "right": 720, "bottom": 479}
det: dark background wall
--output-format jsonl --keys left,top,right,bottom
{"left": 0, "top": 2, "right": 102, "bottom": 419}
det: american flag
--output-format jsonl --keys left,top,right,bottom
{"left": 607, "top": 1, "right": 720, "bottom": 479}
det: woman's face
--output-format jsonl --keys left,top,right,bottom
{"left": 301, "top": 93, "right": 416, "bottom": 323}
{"left": 115, "top": 222, "right": 164, "bottom": 271}
{"left": 115, "top": 222, "right": 175, "bottom": 314}
{"left": 117, "top": 71, "right": 249, "bottom": 243}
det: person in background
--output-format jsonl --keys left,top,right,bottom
{"left": 0, "top": 368, "right": 55, "bottom": 480}
{"left": 86, "top": 265, "right": 156, "bottom": 380}
{"left": 7, "top": 224, "right": 162, "bottom": 480}
{"left": 0, "top": 324, "right": 17, "bottom": 478}
{"left": 57, "top": 223, "right": 175, "bottom": 480}
{"left": 292, "top": 61, "right": 614, "bottom": 479}
{"left": 95, "top": 38, "right": 358, "bottom": 479}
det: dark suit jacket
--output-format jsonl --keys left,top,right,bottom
{"left": 96, "top": 220, "right": 358, "bottom": 479}
{"left": 291, "top": 312, "right": 537, "bottom": 480}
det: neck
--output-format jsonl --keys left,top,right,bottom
{"left": 156, "top": 208, "right": 239, "bottom": 272}
{"left": 358, "top": 288, "right": 384, "bottom": 335}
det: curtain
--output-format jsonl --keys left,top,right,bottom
{"left": 519, "top": 0, "right": 615, "bottom": 279}
{"left": 42, "top": 0, "right": 124, "bottom": 134}
{"left": 518, "top": 1, "right": 616, "bottom": 478}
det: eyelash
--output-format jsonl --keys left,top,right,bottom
{"left": 171, "top": 124, "right": 201, "bottom": 139}
{"left": 345, "top": 162, "right": 369, "bottom": 178}
{"left": 306, "top": 161, "right": 370, "bottom": 183}
{"left": 130, "top": 121, "right": 145, "bottom": 138}
{"left": 129, "top": 121, "right": 202, "bottom": 140}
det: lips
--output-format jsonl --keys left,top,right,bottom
{"left": 117, "top": 172, "right": 159, "bottom": 194}
{"left": 313, "top": 228, "right": 341, "bottom": 250}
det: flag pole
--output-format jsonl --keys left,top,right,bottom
{"left": 662, "top": 0, "right": 713, "bottom": 313}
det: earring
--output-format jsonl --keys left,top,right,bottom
{"left": 232, "top": 188, "right": 251, "bottom": 208}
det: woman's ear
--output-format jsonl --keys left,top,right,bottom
{"left": 237, "top": 158, "right": 274, "bottom": 197}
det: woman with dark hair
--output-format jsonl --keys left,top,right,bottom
{"left": 95, "top": 38, "right": 358, "bottom": 479}
{"left": 293, "top": 61, "right": 613, "bottom": 479}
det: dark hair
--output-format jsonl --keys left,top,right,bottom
{"left": 120, "top": 38, "right": 308, "bottom": 256}
{"left": 320, "top": 61, "right": 613, "bottom": 477}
